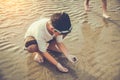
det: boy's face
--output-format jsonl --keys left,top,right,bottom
{"left": 53, "top": 29, "right": 61, "bottom": 36}
{"left": 49, "top": 24, "right": 61, "bottom": 36}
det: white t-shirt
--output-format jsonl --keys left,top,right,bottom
{"left": 24, "top": 18, "right": 63, "bottom": 52}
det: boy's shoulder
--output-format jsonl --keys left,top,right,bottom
{"left": 31, "top": 18, "right": 49, "bottom": 26}
{"left": 37, "top": 18, "right": 50, "bottom": 22}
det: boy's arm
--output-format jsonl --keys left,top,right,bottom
{"left": 42, "top": 51, "right": 58, "bottom": 66}
{"left": 56, "top": 42, "right": 78, "bottom": 63}
{"left": 56, "top": 42, "right": 69, "bottom": 56}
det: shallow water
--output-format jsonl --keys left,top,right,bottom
{"left": 0, "top": 0, "right": 120, "bottom": 80}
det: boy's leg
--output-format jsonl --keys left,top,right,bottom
{"left": 25, "top": 36, "right": 43, "bottom": 63}
{"left": 47, "top": 34, "right": 67, "bottom": 53}
{"left": 46, "top": 36, "right": 69, "bottom": 72}
{"left": 47, "top": 40, "right": 61, "bottom": 53}
{"left": 101, "top": 0, "right": 110, "bottom": 18}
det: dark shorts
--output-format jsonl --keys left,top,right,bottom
{"left": 25, "top": 40, "right": 37, "bottom": 47}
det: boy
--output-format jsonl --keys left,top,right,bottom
{"left": 24, "top": 12, "right": 77, "bottom": 72}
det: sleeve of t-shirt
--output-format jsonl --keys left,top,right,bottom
{"left": 56, "top": 35, "right": 63, "bottom": 43}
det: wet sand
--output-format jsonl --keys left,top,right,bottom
{"left": 0, "top": 0, "right": 120, "bottom": 80}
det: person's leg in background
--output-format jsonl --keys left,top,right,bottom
{"left": 84, "top": 0, "right": 90, "bottom": 12}
{"left": 101, "top": 0, "right": 110, "bottom": 18}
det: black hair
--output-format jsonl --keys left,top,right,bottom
{"left": 51, "top": 12, "right": 71, "bottom": 31}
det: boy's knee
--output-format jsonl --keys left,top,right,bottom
{"left": 27, "top": 45, "right": 39, "bottom": 53}
{"left": 24, "top": 36, "right": 39, "bottom": 53}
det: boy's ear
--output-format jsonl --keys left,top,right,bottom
{"left": 50, "top": 26, "right": 55, "bottom": 32}
{"left": 50, "top": 26, "right": 54, "bottom": 30}
{"left": 49, "top": 24, "right": 54, "bottom": 30}
{"left": 48, "top": 22, "right": 55, "bottom": 32}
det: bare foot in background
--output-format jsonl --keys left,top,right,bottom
{"left": 84, "top": 0, "right": 90, "bottom": 12}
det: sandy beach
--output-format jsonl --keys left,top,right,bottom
{"left": 0, "top": 0, "right": 120, "bottom": 80}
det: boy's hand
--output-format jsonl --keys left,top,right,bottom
{"left": 66, "top": 55, "right": 78, "bottom": 63}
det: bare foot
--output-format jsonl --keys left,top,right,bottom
{"left": 103, "top": 13, "right": 110, "bottom": 18}
{"left": 56, "top": 63, "right": 68, "bottom": 73}
{"left": 33, "top": 52, "right": 44, "bottom": 63}
{"left": 85, "top": 6, "right": 90, "bottom": 11}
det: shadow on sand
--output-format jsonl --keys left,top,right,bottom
{"left": 37, "top": 51, "right": 97, "bottom": 80}
{"left": 0, "top": 70, "right": 6, "bottom": 80}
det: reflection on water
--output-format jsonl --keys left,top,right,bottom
{"left": 0, "top": 0, "right": 34, "bottom": 28}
